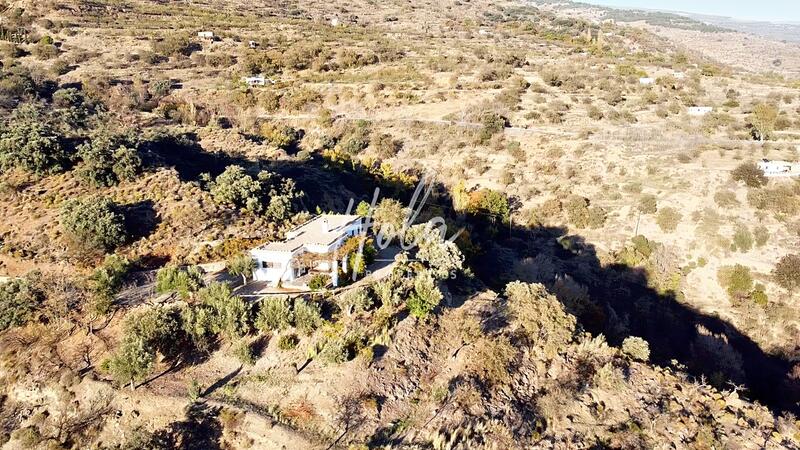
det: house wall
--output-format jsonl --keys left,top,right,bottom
{"left": 250, "top": 250, "right": 297, "bottom": 285}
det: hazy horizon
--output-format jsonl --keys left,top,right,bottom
{"left": 582, "top": 0, "right": 800, "bottom": 23}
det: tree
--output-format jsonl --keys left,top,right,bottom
{"left": 105, "top": 307, "right": 179, "bottom": 389}
{"left": 60, "top": 197, "right": 127, "bottom": 254}
{"left": 226, "top": 253, "right": 255, "bottom": 286}
{"left": 77, "top": 129, "right": 142, "bottom": 186}
{"left": 0, "top": 277, "right": 43, "bottom": 331}
{"left": 773, "top": 254, "right": 800, "bottom": 290}
{"left": 155, "top": 265, "right": 204, "bottom": 299}
{"left": 749, "top": 103, "right": 778, "bottom": 141}
{"left": 209, "top": 165, "right": 263, "bottom": 213}
{"left": 89, "top": 254, "right": 131, "bottom": 314}
{"left": 294, "top": 298, "right": 322, "bottom": 335}
{"left": 731, "top": 162, "right": 767, "bottom": 188}
{"left": 336, "top": 287, "right": 373, "bottom": 317}
{"left": 0, "top": 104, "right": 70, "bottom": 175}
{"left": 255, "top": 295, "right": 293, "bottom": 332}
{"left": 407, "top": 270, "right": 443, "bottom": 319}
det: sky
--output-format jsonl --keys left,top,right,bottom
{"left": 582, "top": 0, "right": 800, "bottom": 23}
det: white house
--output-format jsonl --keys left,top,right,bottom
{"left": 672, "top": 71, "right": 686, "bottom": 79}
{"left": 242, "top": 75, "right": 267, "bottom": 87}
{"left": 248, "top": 40, "right": 258, "bottom": 49}
{"left": 688, "top": 106, "right": 713, "bottom": 116}
{"left": 757, "top": 159, "right": 798, "bottom": 177}
{"left": 197, "top": 31, "right": 214, "bottom": 39}
{"left": 250, "top": 214, "right": 364, "bottom": 288}
{"left": 638, "top": 77, "right": 655, "bottom": 85}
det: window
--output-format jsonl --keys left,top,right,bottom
{"left": 261, "top": 261, "right": 281, "bottom": 269}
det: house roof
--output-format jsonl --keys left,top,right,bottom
{"left": 255, "top": 214, "right": 362, "bottom": 253}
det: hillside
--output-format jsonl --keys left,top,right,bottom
{"left": 0, "top": 0, "right": 799, "bottom": 448}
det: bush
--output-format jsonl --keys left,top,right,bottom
{"left": 731, "top": 162, "right": 767, "bottom": 187}
{"left": 564, "top": 196, "right": 605, "bottom": 228}
{"left": 183, "top": 282, "right": 251, "bottom": 342}
{"left": 77, "top": 131, "right": 141, "bottom": 186}
{"left": 60, "top": 197, "right": 127, "bottom": 254}
{"left": 407, "top": 270, "right": 443, "bottom": 319}
{"left": 255, "top": 295, "right": 293, "bottom": 332}
{"left": 718, "top": 264, "right": 753, "bottom": 300}
{"left": 294, "top": 298, "right": 322, "bottom": 335}
{"left": 773, "top": 254, "right": 800, "bottom": 290}
{"left": 0, "top": 277, "right": 42, "bottom": 331}
{"left": 621, "top": 336, "right": 650, "bottom": 361}
{"left": 638, "top": 194, "right": 657, "bottom": 214}
{"left": 656, "top": 207, "right": 681, "bottom": 232}
{"left": 155, "top": 265, "right": 204, "bottom": 299}
{"left": 226, "top": 253, "right": 255, "bottom": 286}
{"left": 89, "top": 255, "right": 131, "bottom": 314}
{"left": 478, "top": 112, "right": 507, "bottom": 143}
{"left": 0, "top": 104, "right": 69, "bottom": 175}
{"left": 748, "top": 103, "right": 778, "bottom": 141}
{"left": 277, "top": 333, "right": 299, "bottom": 350}
{"left": 713, "top": 190, "right": 738, "bottom": 207}
{"left": 505, "top": 281, "right": 576, "bottom": 357}
{"left": 307, "top": 273, "right": 330, "bottom": 291}
{"left": 731, "top": 225, "right": 753, "bottom": 252}
{"left": 336, "top": 287, "right": 373, "bottom": 317}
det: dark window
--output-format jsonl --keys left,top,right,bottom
{"left": 261, "top": 261, "right": 281, "bottom": 269}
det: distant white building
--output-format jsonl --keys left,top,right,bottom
{"left": 638, "top": 77, "right": 655, "bottom": 85}
{"left": 688, "top": 106, "right": 713, "bottom": 116}
{"left": 248, "top": 40, "right": 258, "bottom": 49}
{"left": 241, "top": 75, "right": 271, "bottom": 87}
{"left": 672, "top": 71, "right": 686, "bottom": 79}
{"left": 757, "top": 159, "right": 798, "bottom": 177}
{"left": 197, "top": 31, "right": 214, "bottom": 39}
{"left": 250, "top": 215, "right": 364, "bottom": 288}
{"left": 330, "top": 16, "right": 340, "bottom": 27}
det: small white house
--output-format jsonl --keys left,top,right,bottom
{"left": 638, "top": 77, "right": 655, "bottom": 85}
{"left": 757, "top": 159, "right": 798, "bottom": 177}
{"left": 250, "top": 214, "right": 364, "bottom": 288}
{"left": 242, "top": 75, "right": 267, "bottom": 87}
{"left": 248, "top": 40, "right": 258, "bottom": 49}
{"left": 688, "top": 106, "right": 713, "bottom": 116}
{"left": 197, "top": 31, "right": 214, "bottom": 39}
{"left": 672, "top": 71, "right": 686, "bottom": 79}
{"left": 330, "top": 17, "right": 340, "bottom": 27}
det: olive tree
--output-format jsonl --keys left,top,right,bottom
{"left": 748, "top": 103, "right": 778, "bottom": 141}
{"left": 60, "top": 197, "right": 127, "bottom": 254}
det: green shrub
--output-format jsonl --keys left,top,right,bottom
{"left": 60, "top": 197, "right": 127, "bottom": 254}
{"left": 233, "top": 340, "right": 257, "bottom": 366}
{"left": 307, "top": 273, "right": 330, "bottom": 291}
{"left": 656, "top": 207, "right": 681, "bottom": 232}
{"left": 0, "top": 277, "right": 42, "bottom": 331}
{"left": 255, "top": 295, "right": 293, "bottom": 332}
{"left": 277, "top": 333, "right": 299, "bottom": 350}
{"left": 773, "top": 254, "right": 800, "bottom": 290}
{"left": 505, "top": 281, "right": 576, "bottom": 357}
{"left": 718, "top": 264, "right": 753, "bottom": 300}
{"left": 407, "top": 270, "right": 443, "bottom": 319}
{"left": 89, "top": 254, "right": 131, "bottom": 314}
{"left": 0, "top": 104, "right": 69, "bottom": 175}
{"left": 155, "top": 265, "right": 204, "bottom": 299}
{"left": 731, "top": 225, "right": 753, "bottom": 252}
{"left": 294, "top": 298, "right": 322, "bottom": 335}
{"left": 621, "top": 336, "right": 650, "bottom": 361}
{"left": 182, "top": 282, "right": 251, "bottom": 344}
{"left": 713, "top": 190, "right": 738, "bottom": 207}
{"left": 478, "top": 112, "right": 507, "bottom": 143}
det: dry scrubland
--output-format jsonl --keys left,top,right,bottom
{"left": 1, "top": 0, "right": 800, "bottom": 448}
